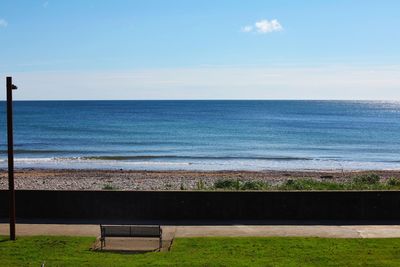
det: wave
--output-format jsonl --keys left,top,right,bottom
{"left": 0, "top": 155, "right": 312, "bottom": 163}
{"left": 2, "top": 156, "right": 400, "bottom": 171}
{"left": 79, "top": 155, "right": 313, "bottom": 161}
{"left": 2, "top": 155, "right": 399, "bottom": 164}
{"left": 13, "top": 157, "right": 55, "bottom": 162}
{"left": 0, "top": 149, "right": 185, "bottom": 154}
{"left": 0, "top": 157, "right": 191, "bottom": 166}
{"left": 0, "top": 149, "right": 79, "bottom": 154}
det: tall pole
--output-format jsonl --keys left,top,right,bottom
{"left": 6, "top": 76, "right": 17, "bottom": 240}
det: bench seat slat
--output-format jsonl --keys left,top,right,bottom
{"left": 101, "top": 225, "right": 161, "bottom": 238}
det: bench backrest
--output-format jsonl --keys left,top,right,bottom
{"left": 101, "top": 225, "right": 161, "bottom": 238}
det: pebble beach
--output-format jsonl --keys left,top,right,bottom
{"left": 1, "top": 169, "right": 400, "bottom": 191}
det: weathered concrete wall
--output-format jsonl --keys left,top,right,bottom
{"left": 0, "top": 190, "right": 399, "bottom": 223}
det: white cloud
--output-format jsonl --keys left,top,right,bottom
{"left": 255, "top": 19, "right": 283, "bottom": 33}
{"left": 241, "top": 26, "right": 253, "bottom": 32}
{"left": 242, "top": 19, "right": 283, "bottom": 34}
{"left": 0, "top": 19, "right": 8, "bottom": 28}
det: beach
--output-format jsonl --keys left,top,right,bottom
{"left": 1, "top": 168, "right": 400, "bottom": 191}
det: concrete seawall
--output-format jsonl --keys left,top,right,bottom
{"left": 0, "top": 190, "right": 399, "bottom": 224}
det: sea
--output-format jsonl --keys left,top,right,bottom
{"left": 1, "top": 100, "right": 400, "bottom": 171}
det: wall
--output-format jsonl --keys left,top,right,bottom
{"left": 0, "top": 190, "right": 399, "bottom": 223}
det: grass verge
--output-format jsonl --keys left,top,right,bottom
{"left": 1, "top": 236, "right": 400, "bottom": 266}
{"left": 212, "top": 173, "right": 400, "bottom": 191}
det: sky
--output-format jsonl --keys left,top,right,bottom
{"left": 0, "top": 0, "right": 400, "bottom": 100}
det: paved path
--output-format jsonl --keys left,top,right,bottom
{"left": 2, "top": 224, "right": 400, "bottom": 239}
{"left": 173, "top": 225, "right": 400, "bottom": 238}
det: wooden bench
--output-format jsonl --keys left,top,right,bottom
{"left": 100, "top": 225, "right": 162, "bottom": 250}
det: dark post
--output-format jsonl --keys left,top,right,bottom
{"left": 6, "top": 76, "right": 17, "bottom": 240}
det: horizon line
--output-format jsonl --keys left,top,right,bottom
{"left": 3, "top": 99, "right": 400, "bottom": 102}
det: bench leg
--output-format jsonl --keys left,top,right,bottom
{"left": 100, "top": 237, "right": 105, "bottom": 249}
{"left": 159, "top": 237, "right": 162, "bottom": 251}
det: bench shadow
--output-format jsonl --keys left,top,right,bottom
{"left": 90, "top": 236, "right": 166, "bottom": 254}
{"left": 92, "top": 249, "right": 159, "bottom": 255}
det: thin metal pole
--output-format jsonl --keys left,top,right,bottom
{"left": 6, "top": 76, "right": 16, "bottom": 240}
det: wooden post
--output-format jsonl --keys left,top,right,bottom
{"left": 6, "top": 76, "right": 17, "bottom": 240}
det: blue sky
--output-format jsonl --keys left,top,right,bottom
{"left": 0, "top": 0, "right": 400, "bottom": 100}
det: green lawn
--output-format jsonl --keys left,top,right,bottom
{"left": 1, "top": 236, "right": 400, "bottom": 266}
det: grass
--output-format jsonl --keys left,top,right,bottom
{"left": 211, "top": 173, "right": 400, "bottom": 191}
{"left": 102, "top": 184, "right": 117, "bottom": 190}
{"left": 352, "top": 173, "right": 380, "bottom": 184}
{"left": 214, "top": 179, "right": 269, "bottom": 190}
{"left": 1, "top": 236, "right": 400, "bottom": 266}
{"left": 387, "top": 177, "right": 400, "bottom": 186}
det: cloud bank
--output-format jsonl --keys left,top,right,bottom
{"left": 242, "top": 19, "right": 283, "bottom": 34}
{"left": 5, "top": 65, "right": 400, "bottom": 100}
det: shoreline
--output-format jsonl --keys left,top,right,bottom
{"left": 1, "top": 168, "right": 400, "bottom": 191}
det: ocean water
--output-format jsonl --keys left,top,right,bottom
{"left": 1, "top": 100, "right": 400, "bottom": 171}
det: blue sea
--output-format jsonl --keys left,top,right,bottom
{"left": 1, "top": 100, "right": 400, "bottom": 171}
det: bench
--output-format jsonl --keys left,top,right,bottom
{"left": 100, "top": 225, "right": 162, "bottom": 250}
